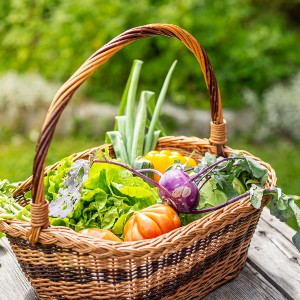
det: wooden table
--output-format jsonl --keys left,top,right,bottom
{"left": 1, "top": 208, "right": 299, "bottom": 300}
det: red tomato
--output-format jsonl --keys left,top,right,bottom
{"left": 124, "top": 204, "right": 181, "bottom": 242}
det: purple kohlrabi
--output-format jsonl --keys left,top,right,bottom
{"left": 158, "top": 169, "right": 199, "bottom": 213}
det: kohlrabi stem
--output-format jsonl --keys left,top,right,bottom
{"left": 92, "top": 159, "right": 173, "bottom": 199}
{"left": 191, "top": 191, "right": 250, "bottom": 213}
{"left": 190, "top": 188, "right": 275, "bottom": 214}
{"left": 190, "top": 157, "right": 245, "bottom": 182}
{"left": 218, "top": 163, "right": 241, "bottom": 173}
{"left": 183, "top": 167, "right": 194, "bottom": 172}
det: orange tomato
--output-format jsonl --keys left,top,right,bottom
{"left": 144, "top": 150, "right": 197, "bottom": 181}
{"left": 79, "top": 228, "right": 122, "bottom": 242}
{"left": 124, "top": 204, "right": 181, "bottom": 242}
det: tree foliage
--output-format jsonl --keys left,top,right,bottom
{"left": 1, "top": 0, "right": 300, "bottom": 108}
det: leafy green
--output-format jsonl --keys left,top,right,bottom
{"left": 44, "top": 156, "right": 74, "bottom": 201}
{"left": 181, "top": 153, "right": 269, "bottom": 226}
{"left": 268, "top": 188, "right": 294, "bottom": 222}
{"left": 193, "top": 152, "right": 268, "bottom": 200}
{"left": 198, "top": 178, "right": 227, "bottom": 209}
{"left": 249, "top": 185, "right": 265, "bottom": 209}
{"left": 212, "top": 173, "right": 238, "bottom": 200}
{"left": 232, "top": 177, "right": 247, "bottom": 195}
{"left": 45, "top": 156, "right": 159, "bottom": 236}
{"left": 0, "top": 179, "right": 31, "bottom": 238}
{"left": 180, "top": 178, "right": 228, "bottom": 226}
{"left": 266, "top": 188, "right": 300, "bottom": 251}
{"left": 49, "top": 159, "right": 91, "bottom": 218}
{"left": 180, "top": 153, "right": 300, "bottom": 252}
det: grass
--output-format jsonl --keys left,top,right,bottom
{"left": 0, "top": 135, "right": 299, "bottom": 230}
{"left": 0, "top": 136, "right": 101, "bottom": 183}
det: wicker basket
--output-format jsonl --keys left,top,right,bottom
{"left": 0, "top": 24, "right": 276, "bottom": 300}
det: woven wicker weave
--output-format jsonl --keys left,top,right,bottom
{"left": 0, "top": 24, "right": 276, "bottom": 299}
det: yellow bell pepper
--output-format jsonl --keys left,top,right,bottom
{"left": 144, "top": 150, "right": 197, "bottom": 181}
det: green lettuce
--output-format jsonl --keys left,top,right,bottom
{"left": 179, "top": 178, "right": 227, "bottom": 226}
{"left": 46, "top": 157, "right": 159, "bottom": 237}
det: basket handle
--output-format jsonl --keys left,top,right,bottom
{"left": 27, "top": 24, "right": 227, "bottom": 244}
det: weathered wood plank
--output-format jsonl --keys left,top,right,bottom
{"left": 248, "top": 208, "right": 300, "bottom": 300}
{"left": 0, "top": 237, "right": 37, "bottom": 300}
{"left": 203, "top": 263, "right": 288, "bottom": 300}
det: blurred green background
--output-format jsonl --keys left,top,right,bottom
{"left": 0, "top": 0, "right": 299, "bottom": 229}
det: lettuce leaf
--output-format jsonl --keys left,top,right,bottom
{"left": 45, "top": 157, "right": 159, "bottom": 236}
{"left": 44, "top": 156, "right": 74, "bottom": 201}
{"left": 180, "top": 178, "right": 227, "bottom": 226}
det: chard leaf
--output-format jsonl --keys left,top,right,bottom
{"left": 49, "top": 159, "right": 91, "bottom": 218}
{"left": 249, "top": 185, "right": 264, "bottom": 209}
